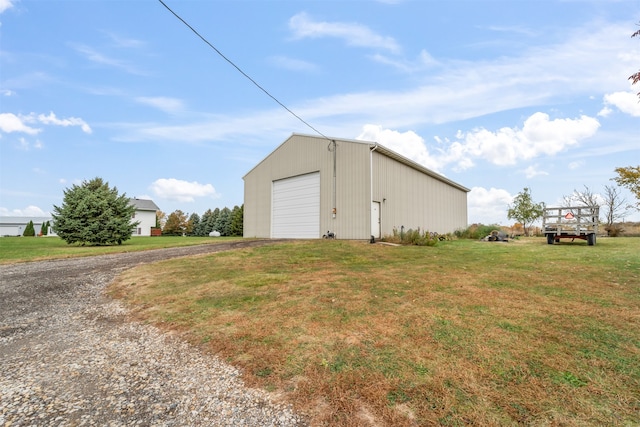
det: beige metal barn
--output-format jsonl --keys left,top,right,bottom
{"left": 243, "top": 133, "right": 469, "bottom": 240}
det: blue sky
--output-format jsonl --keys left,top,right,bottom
{"left": 1, "top": 0, "right": 639, "bottom": 226}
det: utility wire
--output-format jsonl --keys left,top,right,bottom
{"left": 158, "top": 0, "right": 331, "bottom": 141}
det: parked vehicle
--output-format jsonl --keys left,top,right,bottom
{"left": 542, "top": 206, "right": 599, "bottom": 246}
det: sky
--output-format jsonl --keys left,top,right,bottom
{"left": 1, "top": 0, "right": 639, "bottom": 227}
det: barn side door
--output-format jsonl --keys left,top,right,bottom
{"left": 371, "top": 201, "right": 381, "bottom": 239}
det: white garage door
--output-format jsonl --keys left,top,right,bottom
{"left": 272, "top": 172, "right": 320, "bottom": 238}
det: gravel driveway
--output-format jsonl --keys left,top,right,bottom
{"left": 0, "top": 240, "right": 307, "bottom": 426}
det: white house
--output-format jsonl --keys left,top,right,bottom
{"left": 129, "top": 198, "right": 160, "bottom": 236}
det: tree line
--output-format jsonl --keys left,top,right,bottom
{"left": 159, "top": 205, "right": 243, "bottom": 237}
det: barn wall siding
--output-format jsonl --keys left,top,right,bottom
{"left": 243, "top": 134, "right": 468, "bottom": 239}
{"left": 372, "top": 151, "right": 467, "bottom": 234}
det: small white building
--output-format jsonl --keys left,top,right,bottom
{"left": 129, "top": 198, "right": 160, "bottom": 236}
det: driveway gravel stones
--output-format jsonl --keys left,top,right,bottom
{"left": 0, "top": 241, "right": 307, "bottom": 426}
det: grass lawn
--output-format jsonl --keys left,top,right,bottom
{"left": 109, "top": 237, "right": 640, "bottom": 426}
{"left": 0, "top": 235, "right": 242, "bottom": 264}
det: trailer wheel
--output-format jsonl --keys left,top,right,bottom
{"left": 546, "top": 234, "right": 554, "bottom": 245}
{"left": 587, "top": 233, "right": 596, "bottom": 246}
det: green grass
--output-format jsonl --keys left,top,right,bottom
{"left": 0, "top": 235, "right": 242, "bottom": 264}
{"left": 107, "top": 237, "right": 640, "bottom": 426}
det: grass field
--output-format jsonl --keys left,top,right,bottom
{"left": 0, "top": 235, "right": 241, "bottom": 264}
{"left": 108, "top": 237, "right": 640, "bottom": 426}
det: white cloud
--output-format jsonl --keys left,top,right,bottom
{"left": 568, "top": 161, "right": 584, "bottom": 170}
{"left": 103, "top": 31, "right": 145, "bottom": 49}
{"left": 289, "top": 12, "right": 401, "bottom": 53}
{"left": 149, "top": 178, "right": 219, "bottom": 203}
{"left": 268, "top": 55, "right": 318, "bottom": 72}
{"left": 445, "top": 113, "right": 600, "bottom": 169}
{"left": 522, "top": 165, "right": 548, "bottom": 179}
{"left": 357, "top": 113, "right": 599, "bottom": 176}
{"left": 0, "top": 0, "right": 14, "bottom": 14}
{"left": 356, "top": 124, "right": 441, "bottom": 171}
{"left": 600, "top": 91, "right": 640, "bottom": 117}
{"left": 36, "top": 112, "right": 92, "bottom": 134}
{"left": 16, "top": 136, "right": 43, "bottom": 151}
{"left": 135, "top": 97, "right": 185, "bottom": 114}
{"left": 468, "top": 187, "right": 514, "bottom": 225}
{"left": 1, "top": 112, "right": 91, "bottom": 135}
{"left": 0, "top": 113, "right": 41, "bottom": 135}
{"left": 72, "top": 44, "right": 145, "bottom": 75}
{"left": 0, "top": 205, "right": 50, "bottom": 217}
{"left": 369, "top": 49, "right": 439, "bottom": 73}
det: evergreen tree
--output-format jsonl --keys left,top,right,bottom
{"left": 207, "top": 208, "right": 220, "bottom": 235}
{"left": 197, "top": 209, "right": 212, "bottom": 236}
{"left": 52, "top": 177, "right": 138, "bottom": 245}
{"left": 163, "top": 210, "right": 188, "bottom": 236}
{"left": 41, "top": 220, "right": 49, "bottom": 236}
{"left": 187, "top": 213, "right": 200, "bottom": 236}
{"left": 23, "top": 220, "right": 36, "bottom": 237}
{"left": 230, "top": 204, "right": 243, "bottom": 236}
{"left": 214, "top": 207, "right": 232, "bottom": 236}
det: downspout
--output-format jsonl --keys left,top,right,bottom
{"left": 370, "top": 144, "right": 378, "bottom": 237}
{"left": 332, "top": 139, "right": 337, "bottom": 219}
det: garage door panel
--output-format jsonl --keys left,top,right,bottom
{"left": 272, "top": 173, "right": 320, "bottom": 238}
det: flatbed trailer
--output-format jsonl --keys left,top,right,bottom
{"left": 542, "top": 206, "right": 599, "bottom": 246}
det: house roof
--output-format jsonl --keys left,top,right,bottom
{"left": 128, "top": 198, "right": 160, "bottom": 211}
{"left": 244, "top": 133, "right": 470, "bottom": 193}
{"left": 0, "top": 216, "right": 52, "bottom": 225}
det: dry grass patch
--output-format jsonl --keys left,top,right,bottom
{"left": 110, "top": 238, "right": 640, "bottom": 426}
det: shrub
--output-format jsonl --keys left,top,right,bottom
{"left": 23, "top": 220, "right": 36, "bottom": 237}
{"left": 41, "top": 220, "right": 49, "bottom": 236}
{"left": 454, "top": 224, "right": 502, "bottom": 240}
{"left": 383, "top": 227, "right": 439, "bottom": 246}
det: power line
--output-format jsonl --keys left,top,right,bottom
{"left": 158, "top": 0, "right": 331, "bottom": 141}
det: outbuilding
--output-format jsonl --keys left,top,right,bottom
{"left": 243, "top": 133, "right": 469, "bottom": 240}
{"left": 0, "top": 217, "right": 56, "bottom": 237}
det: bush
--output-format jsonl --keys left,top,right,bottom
{"left": 23, "top": 220, "right": 36, "bottom": 237}
{"left": 454, "top": 224, "right": 502, "bottom": 240}
{"left": 382, "top": 227, "right": 439, "bottom": 246}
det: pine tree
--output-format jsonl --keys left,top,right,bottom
{"left": 52, "top": 177, "right": 138, "bottom": 245}
{"left": 41, "top": 220, "right": 50, "bottom": 236}
{"left": 207, "top": 208, "right": 220, "bottom": 235}
{"left": 214, "top": 207, "right": 232, "bottom": 236}
{"left": 197, "top": 209, "right": 212, "bottom": 236}
{"left": 187, "top": 213, "right": 200, "bottom": 236}
{"left": 230, "top": 205, "right": 243, "bottom": 236}
{"left": 23, "top": 220, "right": 36, "bottom": 237}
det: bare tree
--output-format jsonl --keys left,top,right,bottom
{"left": 602, "top": 185, "right": 630, "bottom": 236}
{"left": 562, "top": 185, "right": 600, "bottom": 208}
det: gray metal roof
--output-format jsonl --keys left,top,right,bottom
{"left": 128, "top": 198, "right": 160, "bottom": 211}
{"left": 0, "top": 216, "right": 52, "bottom": 225}
{"left": 244, "top": 133, "right": 470, "bottom": 193}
